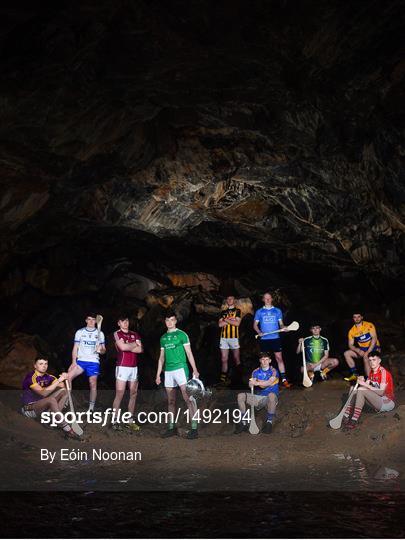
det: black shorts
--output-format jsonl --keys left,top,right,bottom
{"left": 259, "top": 338, "right": 282, "bottom": 353}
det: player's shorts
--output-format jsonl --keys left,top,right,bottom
{"left": 379, "top": 397, "right": 395, "bottom": 412}
{"left": 116, "top": 366, "right": 138, "bottom": 382}
{"left": 357, "top": 346, "right": 381, "bottom": 355}
{"left": 245, "top": 391, "right": 278, "bottom": 410}
{"left": 259, "top": 338, "right": 282, "bottom": 353}
{"left": 220, "top": 337, "right": 240, "bottom": 350}
{"left": 76, "top": 360, "right": 100, "bottom": 377}
{"left": 164, "top": 367, "right": 188, "bottom": 388}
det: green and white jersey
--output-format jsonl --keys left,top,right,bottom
{"left": 160, "top": 329, "right": 190, "bottom": 371}
{"left": 303, "top": 335, "right": 329, "bottom": 364}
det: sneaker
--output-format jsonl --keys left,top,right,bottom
{"left": 234, "top": 422, "right": 248, "bottom": 434}
{"left": 65, "top": 428, "right": 82, "bottom": 441}
{"left": 161, "top": 427, "right": 178, "bottom": 438}
{"left": 344, "top": 374, "right": 358, "bottom": 382}
{"left": 186, "top": 428, "right": 198, "bottom": 440}
{"left": 216, "top": 376, "right": 231, "bottom": 387}
{"left": 341, "top": 415, "right": 351, "bottom": 427}
{"left": 282, "top": 380, "right": 292, "bottom": 388}
{"left": 111, "top": 422, "right": 123, "bottom": 431}
{"left": 344, "top": 419, "right": 359, "bottom": 431}
{"left": 321, "top": 367, "right": 331, "bottom": 380}
{"left": 262, "top": 421, "right": 273, "bottom": 434}
{"left": 125, "top": 421, "right": 141, "bottom": 432}
{"left": 21, "top": 406, "right": 37, "bottom": 419}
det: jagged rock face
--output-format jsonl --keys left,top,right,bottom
{"left": 0, "top": 1, "right": 404, "bottom": 375}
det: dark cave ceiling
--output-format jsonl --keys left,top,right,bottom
{"left": 0, "top": 0, "right": 405, "bottom": 335}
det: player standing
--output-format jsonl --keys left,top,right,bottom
{"left": 112, "top": 315, "right": 143, "bottom": 431}
{"left": 155, "top": 310, "right": 200, "bottom": 439}
{"left": 344, "top": 312, "right": 381, "bottom": 381}
{"left": 68, "top": 312, "right": 106, "bottom": 412}
{"left": 253, "top": 292, "right": 291, "bottom": 388}
{"left": 218, "top": 295, "right": 241, "bottom": 386}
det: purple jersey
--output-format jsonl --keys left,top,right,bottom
{"left": 22, "top": 370, "right": 56, "bottom": 405}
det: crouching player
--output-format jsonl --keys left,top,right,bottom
{"left": 297, "top": 324, "right": 339, "bottom": 381}
{"left": 235, "top": 352, "right": 279, "bottom": 434}
{"left": 21, "top": 357, "right": 80, "bottom": 439}
{"left": 342, "top": 354, "right": 395, "bottom": 430}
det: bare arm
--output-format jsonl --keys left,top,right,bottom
{"left": 71, "top": 343, "right": 79, "bottom": 365}
{"left": 296, "top": 338, "right": 303, "bottom": 354}
{"left": 115, "top": 336, "right": 143, "bottom": 353}
{"left": 227, "top": 317, "right": 241, "bottom": 327}
{"left": 253, "top": 320, "right": 262, "bottom": 336}
{"left": 218, "top": 318, "right": 227, "bottom": 328}
{"left": 155, "top": 349, "right": 165, "bottom": 384}
{"left": 183, "top": 343, "right": 199, "bottom": 378}
{"left": 358, "top": 377, "right": 386, "bottom": 396}
{"left": 31, "top": 373, "right": 68, "bottom": 398}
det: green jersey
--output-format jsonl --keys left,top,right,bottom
{"left": 160, "top": 329, "right": 190, "bottom": 371}
{"left": 303, "top": 336, "right": 329, "bottom": 364}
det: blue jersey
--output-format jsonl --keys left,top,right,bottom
{"left": 254, "top": 306, "right": 283, "bottom": 340}
{"left": 252, "top": 366, "right": 279, "bottom": 396}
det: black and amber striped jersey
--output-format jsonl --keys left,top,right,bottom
{"left": 220, "top": 308, "right": 241, "bottom": 339}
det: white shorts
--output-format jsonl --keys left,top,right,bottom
{"left": 115, "top": 366, "right": 138, "bottom": 382}
{"left": 164, "top": 367, "right": 188, "bottom": 388}
{"left": 220, "top": 337, "right": 240, "bottom": 350}
{"left": 379, "top": 397, "right": 395, "bottom": 412}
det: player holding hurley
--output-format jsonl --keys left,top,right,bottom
{"left": 68, "top": 312, "right": 106, "bottom": 413}
{"left": 112, "top": 315, "right": 143, "bottom": 431}
{"left": 235, "top": 352, "right": 279, "bottom": 434}
{"left": 297, "top": 324, "right": 339, "bottom": 381}
{"left": 21, "top": 357, "right": 81, "bottom": 439}
{"left": 342, "top": 354, "right": 395, "bottom": 430}
{"left": 253, "top": 292, "right": 291, "bottom": 388}
{"left": 344, "top": 312, "right": 381, "bottom": 381}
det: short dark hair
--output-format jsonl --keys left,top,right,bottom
{"left": 86, "top": 312, "right": 97, "bottom": 319}
{"left": 165, "top": 309, "right": 177, "bottom": 319}
{"left": 117, "top": 315, "right": 129, "bottom": 322}
{"left": 352, "top": 311, "right": 363, "bottom": 316}
{"left": 368, "top": 353, "right": 381, "bottom": 361}
{"left": 34, "top": 357, "right": 47, "bottom": 363}
{"left": 310, "top": 323, "right": 321, "bottom": 328}
{"left": 259, "top": 352, "right": 271, "bottom": 361}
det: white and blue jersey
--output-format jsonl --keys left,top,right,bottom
{"left": 74, "top": 327, "right": 105, "bottom": 364}
{"left": 252, "top": 366, "right": 279, "bottom": 396}
{"left": 254, "top": 306, "right": 283, "bottom": 340}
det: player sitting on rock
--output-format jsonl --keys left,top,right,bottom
{"left": 234, "top": 352, "right": 279, "bottom": 434}
{"left": 21, "top": 357, "right": 80, "bottom": 440}
{"left": 342, "top": 353, "right": 395, "bottom": 430}
{"left": 297, "top": 324, "right": 339, "bottom": 381}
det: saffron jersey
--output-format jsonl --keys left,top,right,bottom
{"left": 368, "top": 366, "right": 395, "bottom": 401}
{"left": 348, "top": 321, "right": 380, "bottom": 352}
{"left": 74, "top": 327, "right": 106, "bottom": 364}
{"left": 254, "top": 306, "right": 283, "bottom": 340}
{"left": 303, "top": 336, "right": 329, "bottom": 364}
{"left": 220, "top": 307, "right": 241, "bottom": 339}
{"left": 22, "top": 370, "right": 56, "bottom": 405}
{"left": 251, "top": 366, "right": 279, "bottom": 396}
{"left": 114, "top": 330, "right": 141, "bottom": 368}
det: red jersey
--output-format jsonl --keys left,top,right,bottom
{"left": 369, "top": 366, "right": 395, "bottom": 401}
{"left": 114, "top": 330, "right": 141, "bottom": 367}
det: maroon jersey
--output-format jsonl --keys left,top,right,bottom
{"left": 22, "top": 370, "right": 56, "bottom": 405}
{"left": 369, "top": 366, "right": 395, "bottom": 402}
{"left": 114, "top": 330, "right": 141, "bottom": 367}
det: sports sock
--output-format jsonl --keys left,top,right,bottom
{"left": 168, "top": 422, "right": 175, "bottom": 429}
{"left": 266, "top": 412, "right": 275, "bottom": 423}
{"left": 220, "top": 372, "right": 227, "bottom": 381}
{"left": 351, "top": 407, "right": 362, "bottom": 422}
{"left": 191, "top": 420, "right": 198, "bottom": 430}
{"left": 62, "top": 424, "right": 71, "bottom": 432}
{"left": 349, "top": 367, "right": 358, "bottom": 375}
{"left": 88, "top": 401, "right": 95, "bottom": 412}
{"left": 344, "top": 405, "right": 353, "bottom": 418}
{"left": 280, "top": 372, "right": 286, "bottom": 381}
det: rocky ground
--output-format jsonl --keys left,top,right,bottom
{"left": 1, "top": 378, "right": 403, "bottom": 492}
